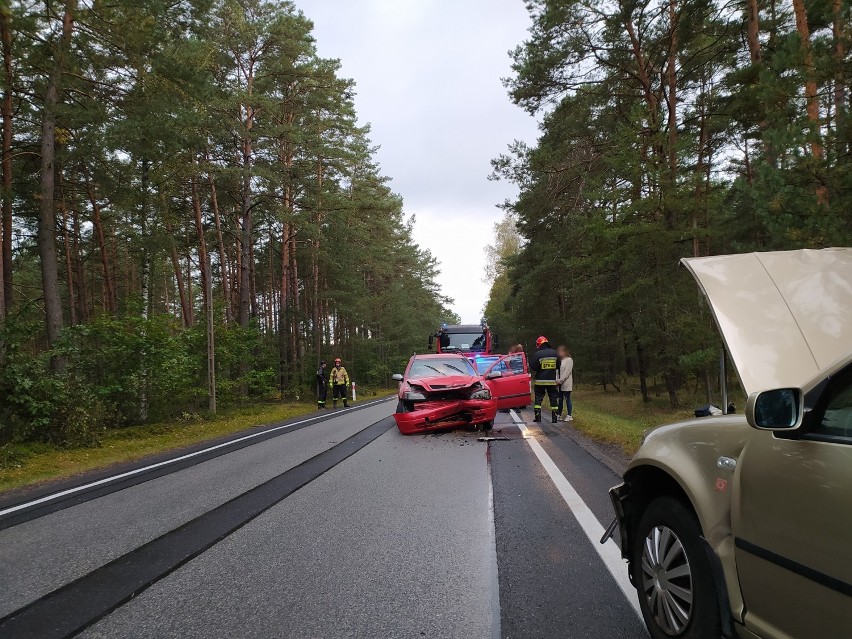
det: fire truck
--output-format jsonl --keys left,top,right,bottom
{"left": 429, "top": 322, "right": 497, "bottom": 356}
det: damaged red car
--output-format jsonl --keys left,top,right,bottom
{"left": 392, "top": 353, "right": 531, "bottom": 435}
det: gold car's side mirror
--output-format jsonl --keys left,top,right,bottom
{"left": 745, "top": 387, "right": 803, "bottom": 431}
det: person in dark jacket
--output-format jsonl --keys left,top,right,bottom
{"left": 530, "top": 336, "right": 560, "bottom": 423}
{"left": 316, "top": 361, "right": 328, "bottom": 409}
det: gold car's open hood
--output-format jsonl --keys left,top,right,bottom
{"left": 682, "top": 248, "right": 852, "bottom": 395}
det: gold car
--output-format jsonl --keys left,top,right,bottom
{"left": 608, "top": 248, "right": 852, "bottom": 639}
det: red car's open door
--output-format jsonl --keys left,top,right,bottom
{"left": 482, "top": 353, "right": 531, "bottom": 410}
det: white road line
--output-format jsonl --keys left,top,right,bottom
{"left": 485, "top": 448, "right": 502, "bottom": 639}
{"left": 0, "top": 398, "right": 392, "bottom": 519}
{"left": 510, "top": 410, "right": 643, "bottom": 621}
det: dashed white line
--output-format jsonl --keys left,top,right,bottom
{"left": 0, "top": 398, "right": 392, "bottom": 519}
{"left": 510, "top": 410, "right": 643, "bottom": 621}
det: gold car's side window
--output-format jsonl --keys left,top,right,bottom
{"left": 815, "top": 374, "right": 852, "bottom": 440}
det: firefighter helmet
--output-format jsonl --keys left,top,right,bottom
{"left": 535, "top": 336, "right": 549, "bottom": 348}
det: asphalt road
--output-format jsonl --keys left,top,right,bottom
{"left": 0, "top": 398, "right": 647, "bottom": 638}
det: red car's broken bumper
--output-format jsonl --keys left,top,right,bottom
{"left": 394, "top": 399, "right": 497, "bottom": 435}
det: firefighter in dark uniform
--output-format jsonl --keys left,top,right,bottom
{"left": 316, "top": 361, "right": 328, "bottom": 409}
{"left": 530, "top": 336, "right": 560, "bottom": 423}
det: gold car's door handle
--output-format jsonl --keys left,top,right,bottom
{"left": 717, "top": 456, "right": 737, "bottom": 471}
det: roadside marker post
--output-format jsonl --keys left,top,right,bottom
{"left": 351, "top": 382, "right": 356, "bottom": 402}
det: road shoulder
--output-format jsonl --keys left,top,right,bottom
{"left": 488, "top": 423, "right": 645, "bottom": 639}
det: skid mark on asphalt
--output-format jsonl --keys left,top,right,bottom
{"left": 0, "top": 418, "right": 394, "bottom": 639}
{"left": 82, "top": 425, "right": 499, "bottom": 639}
{"left": 0, "top": 397, "right": 394, "bottom": 529}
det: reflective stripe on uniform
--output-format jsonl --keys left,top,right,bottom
{"left": 534, "top": 380, "right": 557, "bottom": 386}
{"left": 539, "top": 358, "right": 557, "bottom": 370}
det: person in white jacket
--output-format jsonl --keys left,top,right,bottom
{"left": 556, "top": 345, "right": 573, "bottom": 422}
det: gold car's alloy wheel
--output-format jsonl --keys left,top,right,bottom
{"left": 640, "top": 525, "right": 694, "bottom": 636}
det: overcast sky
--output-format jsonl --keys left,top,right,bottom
{"left": 296, "top": 0, "right": 539, "bottom": 323}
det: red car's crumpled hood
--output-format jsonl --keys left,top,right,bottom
{"left": 408, "top": 375, "right": 479, "bottom": 393}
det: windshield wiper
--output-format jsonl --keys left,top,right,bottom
{"left": 422, "top": 365, "right": 447, "bottom": 375}
{"left": 444, "top": 364, "right": 469, "bottom": 375}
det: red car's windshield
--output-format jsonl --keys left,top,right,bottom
{"left": 408, "top": 357, "right": 476, "bottom": 378}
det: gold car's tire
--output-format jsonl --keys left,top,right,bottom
{"left": 631, "top": 497, "right": 721, "bottom": 639}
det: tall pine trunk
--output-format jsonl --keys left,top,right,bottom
{"left": 663, "top": 0, "right": 678, "bottom": 231}
{"left": 746, "top": 0, "right": 761, "bottom": 63}
{"left": 635, "top": 333, "right": 649, "bottom": 403}
{"left": 239, "top": 175, "right": 252, "bottom": 327}
{"left": 238, "top": 62, "right": 255, "bottom": 329}
{"left": 139, "top": 158, "right": 151, "bottom": 319}
{"left": 71, "top": 202, "right": 86, "bottom": 322}
{"left": 833, "top": 0, "right": 847, "bottom": 156}
{"left": 38, "top": 0, "right": 76, "bottom": 363}
{"left": 165, "top": 217, "right": 191, "bottom": 327}
{"left": 792, "top": 0, "right": 823, "bottom": 160}
{"left": 693, "top": 70, "right": 709, "bottom": 258}
{"left": 191, "top": 167, "right": 209, "bottom": 316}
{"left": 278, "top": 135, "right": 294, "bottom": 387}
{"left": 83, "top": 166, "right": 116, "bottom": 313}
{"left": 279, "top": 220, "right": 291, "bottom": 388}
{"left": 289, "top": 230, "right": 301, "bottom": 366}
{"left": 0, "top": 5, "right": 11, "bottom": 317}
{"left": 184, "top": 225, "right": 194, "bottom": 327}
{"left": 312, "top": 160, "right": 323, "bottom": 365}
{"left": 234, "top": 214, "right": 242, "bottom": 321}
{"left": 207, "top": 169, "right": 230, "bottom": 322}
{"left": 59, "top": 173, "right": 75, "bottom": 325}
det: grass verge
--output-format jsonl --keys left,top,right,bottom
{"left": 0, "top": 391, "right": 393, "bottom": 495}
{"left": 569, "top": 386, "right": 695, "bottom": 457}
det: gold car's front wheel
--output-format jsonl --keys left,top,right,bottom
{"left": 631, "top": 497, "right": 721, "bottom": 639}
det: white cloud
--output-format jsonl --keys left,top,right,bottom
{"left": 408, "top": 206, "right": 493, "bottom": 322}
{"left": 298, "top": 0, "right": 539, "bottom": 322}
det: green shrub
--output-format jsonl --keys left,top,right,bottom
{"left": 55, "top": 315, "right": 200, "bottom": 424}
{"left": 0, "top": 319, "right": 112, "bottom": 447}
{"left": 0, "top": 318, "right": 60, "bottom": 442}
{"left": 45, "top": 380, "right": 110, "bottom": 447}
{"left": 0, "top": 313, "right": 284, "bottom": 446}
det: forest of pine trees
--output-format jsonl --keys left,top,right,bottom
{"left": 0, "top": 0, "right": 454, "bottom": 444}
{"left": 486, "top": 0, "right": 850, "bottom": 408}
